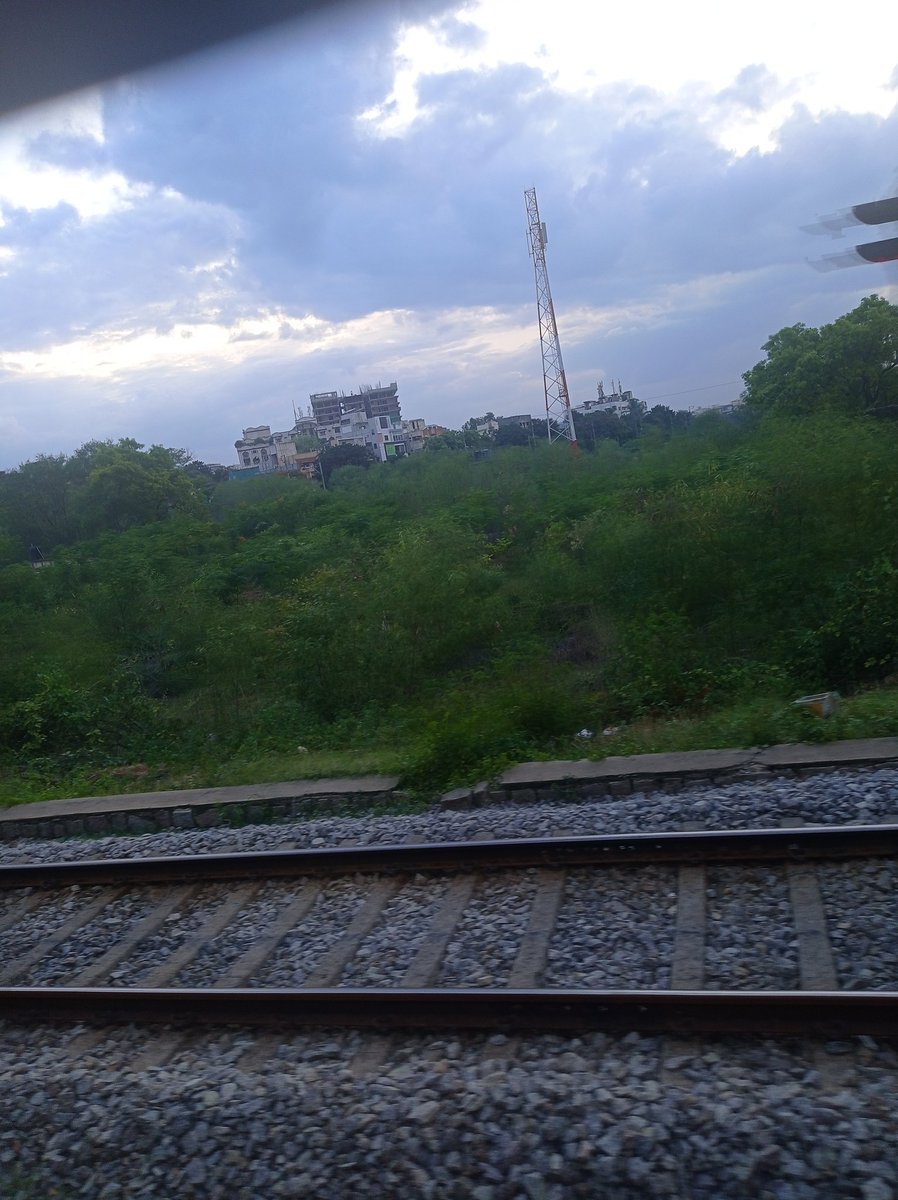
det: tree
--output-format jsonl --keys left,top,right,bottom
{"left": 573, "top": 410, "right": 628, "bottom": 449}
{"left": 0, "top": 439, "right": 206, "bottom": 562}
{"left": 742, "top": 295, "right": 898, "bottom": 416}
{"left": 423, "top": 431, "right": 467, "bottom": 453}
{"left": 71, "top": 442, "right": 203, "bottom": 535}
{"left": 318, "top": 442, "right": 372, "bottom": 483}
{"left": 494, "top": 423, "right": 530, "bottom": 448}
{"left": 0, "top": 454, "right": 77, "bottom": 560}
{"left": 822, "top": 296, "right": 898, "bottom": 411}
{"left": 463, "top": 412, "right": 496, "bottom": 432}
{"left": 424, "top": 429, "right": 489, "bottom": 453}
{"left": 644, "top": 405, "right": 692, "bottom": 436}
{"left": 184, "top": 460, "right": 229, "bottom": 483}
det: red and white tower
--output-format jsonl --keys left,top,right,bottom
{"left": 524, "top": 187, "right": 577, "bottom": 446}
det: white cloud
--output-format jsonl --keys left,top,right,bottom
{"left": 1, "top": 2, "right": 895, "bottom": 470}
{"left": 364, "top": 0, "right": 898, "bottom": 153}
{"left": 0, "top": 266, "right": 752, "bottom": 394}
{"left": 0, "top": 89, "right": 148, "bottom": 219}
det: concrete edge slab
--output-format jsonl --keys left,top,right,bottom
{"left": 3, "top": 736, "right": 898, "bottom": 841}
{"left": 500, "top": 748, "right": 756, "bottom": 786}
{"left": 754, "top": 738, "right": 898, "bottom": 767}
{"left": 1, "top": 775, "right": 402, "bottom": 823}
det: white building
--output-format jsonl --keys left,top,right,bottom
{"left": 234, "top": 380, "right": 426, "bottom": 474}
{"left": 316, "top": 409, "right": 425, "bottom": 461}
{"left": 234, "top": 423, "right": 311, "bottom": 472}
{"left": 574, "top": 381, "right": 646, "bottom": 420}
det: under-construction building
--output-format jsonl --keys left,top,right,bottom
{"left": 307, "top": 381, "right": 422, "bottom": 461}
{"left": 309, "top": 382, "right": 401, "bottom": 427}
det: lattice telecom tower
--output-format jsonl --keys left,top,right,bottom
{"left": 525, "top": 187, "right": 577, "bottom": 445}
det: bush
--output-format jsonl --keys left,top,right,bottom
{"left": 0, "top": 670, "right": 164, "bottom": 764}
{"left": 401, "top": 660, "right": 590, "bottom": 790}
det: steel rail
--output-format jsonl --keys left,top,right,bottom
{"left": 2, "top": 824, "right": 897, "bottom": 889}
{"left": 0, "top": 986, "right": 895, "bottom": 1037}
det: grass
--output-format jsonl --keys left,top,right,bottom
{"left": 557, "top": 686, "right": 898, "bottom": 761}
{"left": 0, "top": 746, "right": 406, "bottom": 810}
{"left": 2, "top": 686, "right": 898, "bottom": 812}
{"left": 0, "top": 1172, "right": 71, "bottom": 1200}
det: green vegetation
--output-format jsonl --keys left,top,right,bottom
{"left": 2, "top": 296, "right": 898, "bottom": 805}
{"left": 0, "top": 1171, "right": 72, "bottom": 1199}
{"left": 741, "top": 294, "right": 898, "bottom": 416}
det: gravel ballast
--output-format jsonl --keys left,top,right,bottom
{"left": 0, "top": 765, "right": 896, "bottom": 1197}
{"left": 3, "top": 765, "right": 898, "bottom": 867}
{"left": 0, "top": 1024, "right": 896, "bottom": 1199}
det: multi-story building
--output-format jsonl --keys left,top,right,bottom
{"left": 233, "top": 423, "right": 316, "bottom": 475}
{"left": 310, "top": 382, "right": 424, "bottom": 460}
{"left": 309, "top": 391, "right": 344, "bottom": 427}
{"left": 231, "top": 381, "right": 424, "bottom": 479}
{"left": 310, "top": 382, "right": 400, "bottom": 427}
{"left": 361, "top": 382, "right": 401, "bottom": 420}
{"left": 474, "top": 418, "right": 499, "bottom": 437}
{"left": 498, "top": 414, "right": 534, "bottom": 434}
{"left": 574, "top": 381, "right": 646, "bottom": 420}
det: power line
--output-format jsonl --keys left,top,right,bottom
{"left": 641, "top": 380, "right": 741, "bottom": 404}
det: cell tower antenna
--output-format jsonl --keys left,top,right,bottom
{"left": 524, "top": 187, "right": 577, "bottom": 446}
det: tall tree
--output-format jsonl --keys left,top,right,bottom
{"left": 742, "top": 295, "right": 898, "bottom": 416}
{"left": 318, "top": 442, "right": 371, "bottom": 483}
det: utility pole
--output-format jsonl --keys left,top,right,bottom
{"left": 524, "top": 187, "right": 577, "bottom": 447}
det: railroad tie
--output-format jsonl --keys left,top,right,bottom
{"left": 213, "top": 881, "right": 323, "bottom": 988}
{"left": 508, "top": 870, "right": 566, "bottom": 989}
{"left": 780, "top": 818, "right": 837, "bottom": 991}
{"left": 670, "top": 822, "right": 707, "bottom": 991}
{"left": 349, "top": 874, "right": 481, "bottom": 1077}
{"left": 139, "top": 882, "right": 261, "bottom": 988}
{"left": 235, "top": 1031, "right": 292, "bottom": 1073}
{"left": 0, "top": 889, "right": 52, "bottom": 935}
{"left": 68, "top": 884, "right": 199, "bottom": 988}
{"left": 663, "top": 823, "right": 707, "bottom": 1082}
{"left": 127, "top": 1029, "right": 190, "bottom": 1072}
{"left": 483, "top": 827, "right": 572, "bottom": 1066}
{"left": 0, "top": 887, "right": 125, "bottom": 985}
{"left": 401, "top": 876, "right": 479, "bottom": 988}
{"left": 302, "top": 877, "right": 402, "bottom": 989}
{"left": 669, "top": 866, "right": 706, "bottom": 991}
{"left": 508, "top": 826, "right": 572, "bottom": 990}
{"left": 780, "top": 817, "right": 851, "bottom": 1086}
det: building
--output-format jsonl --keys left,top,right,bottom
{"left": 474, "top": 418, "right": 499, "bottom": 437}
{"left": 574, "top": 381, "right": 646, "bottom": 420}
{"left": 498, "top": 414, "right": 534, "bottom": 435}
{"left": 310, "top": 382, "right": 400, "bottom": 428}
{"left": 233, "top": 423, "right": 318, "bottom": 475}
{"left": 292, "top": 414, "right": 318, "bottom": 439}
{"left": 309, "top": 391, "right": 343, "bottom": 427}
{"left": 232, "top": 380, "right": 424, "bottom": 477}
{"left": 310, "top": 381, "right": 425, "bottom": 461}
{"left": 360, "top": 382, "right": 401, "bottom": 421}
{"left": 689, "top": 401, "right": 742, "bottom": 417}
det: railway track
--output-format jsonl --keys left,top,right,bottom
{"left": 1, "top": 823, "right": 896, "bottom": 1038}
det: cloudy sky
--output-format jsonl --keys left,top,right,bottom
{"left": 0, "top": 0, "right": 896, "bottom": 469}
